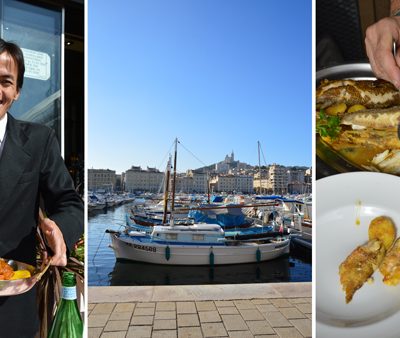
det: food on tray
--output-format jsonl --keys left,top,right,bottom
{"left": 370, "top": 150, "right": 400, "bottom": 175}
{"left": 339, "top": 239, "right": 386, "bottom": 303}
{"left": 0, "top": 259, "right": 14, "bottom": 280}
{"left": 341, "top": 106, "right": 400, "bottom": 130}
{"left": 316, "top": 79, "right": 400, "bottom": 109}
{"left": 10, "top": 270, "right": 31, "bottom": 280}
{"left": 316, "top": 78, "right": 400, "bottom": 175}
{"left": 368, "top": 216, "right": 396, "bottom": 250}
{"left": 0, "top": 259, "right": 32, "bottom": 281}
{"left": 379, "top": 238, "right": 400, "bottom": 286}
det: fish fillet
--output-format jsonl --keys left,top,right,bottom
{"left": 371, "top": 150, "right": 400, "bottom": 175}
{"left": 326, "top": 129, "right": 400, "bottom": 150}
{"left": 340, "top": 106, "right": 400, "bottom": 130}
{"left": 316, "top": 79, "right": 400, "bottom": 109}
{"left": 339, "top": 239, "right": 386, "bottom": 303}
{"left": 379, "top": 238, "right": 400, "bottom": 286}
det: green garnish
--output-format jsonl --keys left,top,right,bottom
{"left": 316, "top": 110, "right": 341, "bottom": 139}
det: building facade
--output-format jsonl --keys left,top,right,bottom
{"left": 267, "top": 164, "right": 288, "bottom": 195}
{"left": 88, "top": 169, "right": 116, "bottom": 192}
{"left": 124, "top": 166, "right": 164, "bottom": 193}
{"left": 211, "top": 174, "right": 254, "bottom": 194}
{"left": 175, "top": 170, "right": 208, "bottom": 193}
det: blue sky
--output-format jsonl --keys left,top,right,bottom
{"left": 88, "top": 0, "right": 312, "bottom": 174}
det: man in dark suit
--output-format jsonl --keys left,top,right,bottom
{"left": 0, "top": 39, "right": 83, "bottom": 336}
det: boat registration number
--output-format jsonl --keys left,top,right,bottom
{"left": 126, "top": 242, "right": 157, "bottom": 252}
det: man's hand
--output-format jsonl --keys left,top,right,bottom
{"left": 365, "top": 16, "right": 400, "bottom": 88}
{"left": 39, "top": 217, "right": 68, "bottom": 266}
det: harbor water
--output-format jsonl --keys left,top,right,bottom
{"left": 88, "top": 202, "right": 312, "bottom": 286}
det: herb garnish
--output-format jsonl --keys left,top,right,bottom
{"left": 316, "top": 110, "right": 341, "bottom": 139}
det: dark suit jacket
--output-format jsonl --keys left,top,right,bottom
{"left": 0, "top": 114, "right": 83, "bottom": 337}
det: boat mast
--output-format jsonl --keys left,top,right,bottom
{"left": 163, "top": 156, "right": 172, "bottom": 224}
{"left": 207, "top": 172, "right": 210, "bottom": 204}
{"left": 171, "top": 138, "right": 178, "bottom": 212}
{"left": 258, "top": 141, "right": 262, "bottom": 195}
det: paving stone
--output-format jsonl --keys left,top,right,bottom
{"left": 104, "top": 320, "right": 130, "bottom": 332}
{"left": 215, "top": 301, "right": 235, "bottom": 307}
{"left": 264, "top": 312, "right": 291, "bottom": 327}
{"left": 280, "top": 308, "right": 306, "bottom": 320}
{"left": 136, "top": 302, "right": 155, "bottom": 308}
{"left": 246, "top": 321, "right": 275, "bottom": 335}
{"left": 269, "top": 299, "right": 292, "bottom": 308}
{"left": 134, "top": 307, "right": 155, "bottom": 316}
{"left": 126, "top": 325, "right": 152, "bottom": 338}
{"left": 294, "top": 303, "right": 311, "bottom": 314}
{"left": 88, "top": 303, "right": 96, "bottom": 311}
{"left": 199, "top": 310, "right": 221, "bottom": 323}
{"left": 130, "top": 316, "right": 154, "bottom": 325}
{"left": 273, "top": 327, "right": 303, "bottom": 338}
{"left": 156, "top": 302, "right": 176, "bottom": 311}
{"left": 196, "top": 301, "right": 217, "bottom": 311}
{"left": 109, "top": 312, "right": 132, "bottom": 321}
{"left": 287, "top": 298, "right": 308, "bottom": 305}
{"left": 151, "top": 330, "right": 177, "bottom": 338}
{"left": 239, "top": 309, "right": 264, "bottom": 321}
{"left": 100, "top": 332, "right": 127, "bottom": 338}
{"left": 155, "top": 311, "right": 176, "bottom": 320}
{"left": 177, "top": 314, "right": 200, "bottom": 327}
{"left": 177, "top": 302, "right": 197, "bottom": 314}
{"left": 92, "top": 303, "right": 116, "bottom": 315}
{"left": 217, "top": 307, "right": 239, "bottom": 315}
{"left": 251, "top": 299, "right": 270, "bottom": 305}
{"left": 88, "top": 327, "right": 103, "bottom": 338}
{"left": 234, "top": 300, "right": 256, "bottom": 310}
{"left": 153, "top": 319, "right": 177, "bottom": 330}
{"left": 221, "top": 314, "right": 248, "bottom": 331}
{"left": 178, "top": 326, "right": 204, "bottom": 338}
{"left": 228, "top": 330, "right": 254, "bottom": 338}
{"left": 89, "top": 314, "right": 111, "bottom": 327}
{"left": 114, "top": 303, "right": 136, "bottom": 313}
{"left": 254, "top": 335, "right": 279, "bottom": 338}
{"left": 289, "top": 319, "right": 311, "bottom": 337}
{"left": 201, "top": 322, "right": 228, "bottom": 337}
{"left": 256, "top": 304, "right": 279, "bottom": 313}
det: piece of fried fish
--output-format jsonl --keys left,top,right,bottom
{"left": 316, "top": 79, "right": 400, "bottom": 109}
{"left": 339, "top": 239, "right": 386, "bottom": 303}
{"left": 380, "top": 238, "right": 400, "bottom": 286}
{"left": 340, "top": 106, "right": 400, "bottom": 130}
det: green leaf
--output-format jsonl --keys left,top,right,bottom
{"left": 316, "top": 110, "right": 341, "bottom": 139}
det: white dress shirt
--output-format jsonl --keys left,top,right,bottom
{"left": 0, "top": 113, "right": 7, "bottom": 146}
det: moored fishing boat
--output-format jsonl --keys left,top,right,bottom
{"left": 107, "top": 223, "right": 290, "bottom": 265}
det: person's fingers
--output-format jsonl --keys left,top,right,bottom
{"left": 365, "top": 16, "right": 400, "bottom": 87}
{"left": 39, "top": 218, "right": 67, "bottom": 267}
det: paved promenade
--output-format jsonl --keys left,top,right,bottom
{"left": 88, "top": 282, "right": 312, "bottom": 338}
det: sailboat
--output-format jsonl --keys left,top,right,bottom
{"left": 107, "top": 138, "right": 290, "bottom": 265}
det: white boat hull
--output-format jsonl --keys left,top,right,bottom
{"left": 109, "top": 233, "right": 290, "bottom": 265}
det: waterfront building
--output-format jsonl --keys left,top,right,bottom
{"left": 124, "top": 166, "right": 164, "bottom": 193}
{"left": 88, "top": 169, "right": 116, "bottom": 192}
{"left": 210, "top": 174, "right": 254, "bottom": 194}
{"left": 253, "top": 170, "right": 269, "bottom": 194}
{"left": 175, "top": 170, "right": 208, "bottom": 193}
{"left": 267, "top": 164, "right": 288, "bottom": 195}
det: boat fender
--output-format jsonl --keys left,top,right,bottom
{"left": 209, "top": 250, "right": 214, "bottom": 266}
{"left": 165, "top": 245, "right": 171, "bottom": 261}
{"left": 256, "top": 247, "right": 261, "bottom": 262}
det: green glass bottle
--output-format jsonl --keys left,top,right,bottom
{"left": 48, "top": 271, "right": 83, "bottom": 338}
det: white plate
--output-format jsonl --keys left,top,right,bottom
{"left": 316, "top": 172, "right": 400, "bottom": 338}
